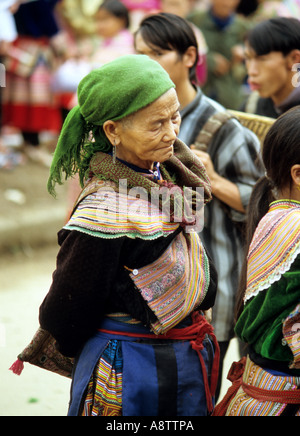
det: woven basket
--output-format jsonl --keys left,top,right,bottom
{"left": 229, "top": 110, "right": 275, "bottom": 146}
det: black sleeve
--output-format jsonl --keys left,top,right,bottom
{"left": 39, "top": 230, "right": 125, "bottom": 357}
{"left": 200, "top": 251, "right": 218, "bottom": 311}
{"left": 39, "top": 228, "right": 218, "bottom": 357}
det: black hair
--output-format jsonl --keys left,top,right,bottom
{"left": 99, "top": 0, "right": 130, "bottom": 29}
{"left": 135, "top": 12, "right": 199, "bottom": 84}
{"left": 237, "top": 0, "right": 258, "bottom": 16}
{"left": 246, "top": 17, "right": 300, "bottom": 56}
{"left": 235, "top": 106, "right": 300, "bottom": 321}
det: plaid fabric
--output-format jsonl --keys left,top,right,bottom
{"left": 178, "top": 89, "right": 263, "bottom": 341}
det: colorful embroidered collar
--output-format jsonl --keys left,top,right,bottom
{"left": 244, "top": 199, "right": 300, "bottom": 304}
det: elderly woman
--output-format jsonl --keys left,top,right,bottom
{"left": 36, "top": 55, "right": 218, "bottom": 416}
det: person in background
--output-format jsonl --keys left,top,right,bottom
{"left": 38, "top": 54, "right": 219, "bottom": 416}
{"left": 242, "top": 17, "right": 300, "bottom": 118}
{"left": 251, "top": 0, "right": 300, "bottom": 21}
{"left": 214, "top": 107, "right": 300, "bottom": 416}
{"left": 120, "top": 0, "right": 161, "bottom": 31}
{"left": 188, "top": 0, "right": 250, "bottom": 110}
{"left": 53, "top": 0, "right": 134, "bottom": 119}
{"left": 236, "top": 0, "right": 258, "bottom": 16}
{"left": 0, "top": 0, "right": 23, "bottom": 169}
{"left": 53, "top": 0, "right": 135, "bottom": 219}
{"left": 134, "top": 12, "right": 264, "bottom": 400}
{"left": 2, "top": 0, "right": 62, "bottom": 166}
{"left": 160, "top": 0, "right": 208, "bottom": 85}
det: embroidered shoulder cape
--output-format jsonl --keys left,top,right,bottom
{"left": 63, "top": 139, "right": 212, "bottom": 334}
{"left": 245, "top": 200, "right": 300, "bottom": 304}
{"left": 236, "top": 200, "right": 300, "bottom": 370}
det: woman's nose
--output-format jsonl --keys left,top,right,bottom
{"left": 163, "top": 120, "right": 179, "bottom": 142}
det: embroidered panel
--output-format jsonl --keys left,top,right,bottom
{"left": 245, "top": 200, "right": 300, "bottom": 304}
{"left": 128, "top": 232, "right": 210, "bottom": 334}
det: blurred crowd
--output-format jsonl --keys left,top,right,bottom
{"left": 0, "top": 0, "right": 299, "bottom": 170}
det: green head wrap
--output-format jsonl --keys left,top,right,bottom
{"left": 48, "top": 54, "right": 175, "bottom": 196}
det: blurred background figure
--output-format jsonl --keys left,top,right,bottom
{"left": 53, "top": 0, "right": 135, "bottom": 218}
{"left": 236, "top": 0, "right": 258, "bottom": 16}
{"left": 252, "top": 0, "right": 300, "bottom": 21}
{"left": 2, "top": 0, "right": 62, "bottom": 167}
{"left": 188, "top": 0, "right": 251, "bottom": 110}
{"left": 53, "top": 0, "right": 134, "bottom": 121}
{"left": 120, "top": 0, "right": 161, "bottom": 31}
{"left": 160, "top": 0, "right": 208, "bottom": 85}
{"left": 0, "top": 0, "right": 24, "bottom": 169}
{"left": 242, "top": 17, "right": 300, "bottom": 118}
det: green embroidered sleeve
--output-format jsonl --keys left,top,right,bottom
{"left": 235, "top": 255, "right": 300, "bottom": 365}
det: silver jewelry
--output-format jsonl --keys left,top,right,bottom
{"left": 113, "top": 142, "right": 117, "bottom": 164}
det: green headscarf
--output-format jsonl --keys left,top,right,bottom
{"left": 48, "top": 55, "right": 175, "bottom": 196}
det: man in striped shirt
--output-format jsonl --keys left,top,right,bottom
{"left": 135, "top": 12, "right": 264, "bottom": 399}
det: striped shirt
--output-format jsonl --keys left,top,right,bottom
{"left": 178, "top": 89, "right": 264, "bottom": 342}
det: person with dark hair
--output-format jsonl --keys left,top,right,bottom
{"left": 236, "top": 0, "right": 258, "bottom": 16}
{"left": 135, "top": 12, "right": 264, "bottom": 400}
{"left": 188, "top": 0, "right": 250, "bottom": 110}
{"left": 214, "top": 106, "right": 300, "bottom": 416}
{"left": 243, "top": 17, "right": 300, "bottom": 118}
{"left": 160, "top": 0, "right": 208, "bottom": 85}
{"left": 2, "top": 0, "right": 61, "bottom": 165}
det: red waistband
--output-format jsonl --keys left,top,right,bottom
{"left": 98, "top": 312, "right": 220, "bottom": 414}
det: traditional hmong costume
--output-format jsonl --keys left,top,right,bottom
{"left": 214, "top": 200, "right": 300, "bottom": 416}
{"left": 21, "top": 55, "right": 219, "bottom": 416}
{"left": 39, "top": 138, "right": 219, "bottom": 416}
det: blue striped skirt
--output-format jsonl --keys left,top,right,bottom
{"left": 68, "top": 316, "right": 216, "bottom": 416}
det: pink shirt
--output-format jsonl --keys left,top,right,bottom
{"left": 121, "top": 0, "right": 160, "bottom": 11}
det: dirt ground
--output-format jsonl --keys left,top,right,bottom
{"left": 0, "top": 245, "right": 71, "bottom": 416}
{"left": 0, "top": 147, "right": 68, "bottom": 254}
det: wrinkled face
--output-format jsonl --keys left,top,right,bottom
{"left": 110, "top": 88, "right": 181, "bottom": 169}
{"left": 245, "top": 44, "right": 293, "bottom": 101}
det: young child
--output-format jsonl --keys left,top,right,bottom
{"left": 214, "top": 107, "right": 300, "bottom": 416}
{"left": 92, "top": 0, "right": 134, "bottom": 67}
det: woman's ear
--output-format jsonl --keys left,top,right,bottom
{"left": 291, "top": 164, "right": 300, "bottom": 187}
{"left": 183, "top": 46, "right": 197, "bottom": 69}
{"left": 103, "top": 120, "right": 121, "bottom": 145}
